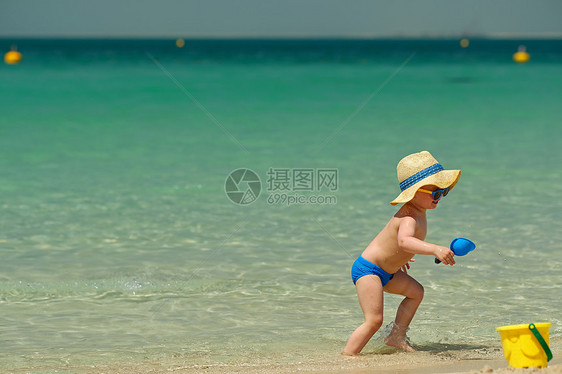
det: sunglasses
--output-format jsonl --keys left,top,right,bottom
{"left": 418, "top": 187, "right": 450, "bottom": 200}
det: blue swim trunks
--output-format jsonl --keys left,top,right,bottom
{"left": 351, "top": 256, "right": 395, "bottom": 286}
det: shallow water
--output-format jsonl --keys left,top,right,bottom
{"left": 0, "top": 38, "right": 561, "bottom": 370}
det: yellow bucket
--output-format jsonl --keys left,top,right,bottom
{"left": 496, "top": 323, "right": 553, "bottom": 368}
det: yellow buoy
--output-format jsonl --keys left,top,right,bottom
{"left": 460, "top": 38, "right": 470, "bottom": 48}
{"left": 4, "top": 50, "right": 22, "bottom": 65}
{"left": 513, "top": 45, "right": 530, "bottom": 63}
{"left": 176, "top": 38, "right": 185, "bottom": 48}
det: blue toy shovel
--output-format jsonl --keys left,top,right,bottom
{"left": 435, "top": 237, "right": 476, "bottom": 264}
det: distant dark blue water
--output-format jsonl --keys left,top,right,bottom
{"left": 3, "top": 38, "right": 562, "bottom": 63}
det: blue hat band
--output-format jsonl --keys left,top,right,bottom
{"left": 399, "top": 163, "right": 443, "bottom": 191}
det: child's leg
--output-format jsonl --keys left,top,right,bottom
{"left": 342, "top": 275, "right": 384, "bottom": 355}
{"left": 382, "top": 270, "right": 424, "bottom": 351}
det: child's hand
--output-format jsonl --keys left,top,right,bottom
{"left": 401, "top": 258, "right": 415, "bottom": 274}
{"left": 434, "top": 246, "right": 455, "bottom": 265}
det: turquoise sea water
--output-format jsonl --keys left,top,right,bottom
{"left": 1, "top": 39, "right": 561, "bottom": 371}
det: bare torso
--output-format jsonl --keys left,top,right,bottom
{"left": 361, "top": 205, "right": 427, "bottom": 274}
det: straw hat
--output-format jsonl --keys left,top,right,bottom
{"left": 390, "top": 151, "right": 461, "bottom": 206}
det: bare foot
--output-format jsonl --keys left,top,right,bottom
{"left": 340, "top": 351, "right": 359, "bottom": 358}
{"left": 384, "top": 334, "right": 417, "bottom": 352}
{"left": 384, "top": 322, "right": 417, "bottom": 352}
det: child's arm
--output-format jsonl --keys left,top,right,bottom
{"left": 397, "top": 217, "right": 455, "bottom": 265}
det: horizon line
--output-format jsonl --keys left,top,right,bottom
{"left": 2, "top": 32, "right": 562, "bottom": 41}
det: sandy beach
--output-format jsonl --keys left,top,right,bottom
{"left": 9, "top": 349, "right": 560, "bottom": 374}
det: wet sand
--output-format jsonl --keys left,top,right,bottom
{"left": 9, "top": 350, "right": 560, "bottom": 374}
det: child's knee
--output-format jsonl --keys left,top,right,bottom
{"left": 408, "top": 283, "right": 424, "bottom": 301}
{"left": 365, "top": 316, "right": 383, "bottom": 332}
{"left": 414, "top": 283, "right": 424, "bottom": 300}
